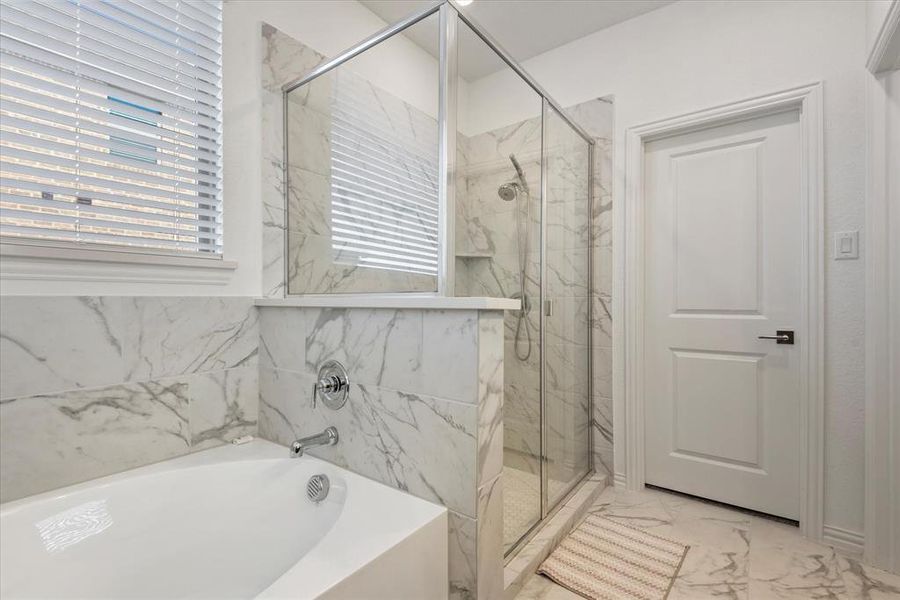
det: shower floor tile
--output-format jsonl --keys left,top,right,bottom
{"left": 503, "top": 465, "right": 571, "bottom": 552}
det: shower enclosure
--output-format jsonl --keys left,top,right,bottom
{"left": 281, "top": 0, "right": 593, "bottom": 558}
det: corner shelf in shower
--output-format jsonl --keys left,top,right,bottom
{"left": 455, "top": 252, "right": 493, "bottom": 259}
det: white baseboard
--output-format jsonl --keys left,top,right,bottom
{"left": 823, "top": 525, "right": 865, "bottom": 557}
{"left": 613, "top": 472, "right": 627, "bottom": 488}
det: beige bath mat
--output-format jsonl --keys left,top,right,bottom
{"left": 538, "top": 515, "right": 689, "bottom": 600}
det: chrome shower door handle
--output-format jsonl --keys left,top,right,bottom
{"left": 758, "top": 330, "right": 794, "bottom": 345}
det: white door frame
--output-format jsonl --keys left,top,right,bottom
{"left": 865, "top": 0, "right": 900, "bottom": 572}
{"left": 623, "top": 83, "right": 825, "bottom": 541}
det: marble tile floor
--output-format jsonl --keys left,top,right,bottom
{"left": 514, "top": 486, "right": 900, "bottom": 600}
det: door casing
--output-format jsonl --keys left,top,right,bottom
{"left": 623, "top": 83, "right": 825, "bottom": 541}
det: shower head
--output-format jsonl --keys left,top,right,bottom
{"left": 508, "top": 154, "right": 530, "bottom": 194}
{"left": 498, "top": 182, "right": 519, "bottom": 202}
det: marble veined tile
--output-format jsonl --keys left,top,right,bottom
{"left": 261, "top": 23, "right": 328, "bottom": 299}
{"left": 581, "top": 487, "right": 750, "bottom": 600}
{"left": 259, "top": 367, "right": 478, "bottom": 516}
{"left": 592, "top": 293, "right": 612, "bottom": 348}
{"left": 516, "top": 574, "right": 581, "bottom": 600}
{"left": 286, "top": 101, "right": 331, "bottom": 178}
{"left": 839, "top": 555, "right": 900, "bottom": 599}
{"left": 449, "top": 510, "right": 477, "bottom": 600}
{"left": 517, "top": 485, "right": 900, "bottom": 600}
{"left": 748, "top": 517, "right": 846, "bottom": 599}
{"left": 0, "top": 380, "right": 191, "bottom": 502}
{"left": 257, "top": 367, "right": 306, "bottom": 448}
{"left": 477, "top": 311, "right": 504, "bottom": 486}
{"left": 0, "top": 296, "right": 126, "bottom": 399}
{"left": 544, "top": 296, "right": 590, "bottom": 348}
{"left": 262, "top": 221, "right": 287, "bottom": 299}
{"left": 477, "top": 474, "right": 504, "bottom": 600}
{"left": 587, "top": 487, "right": 679, "bottom": 531}
{"left": 422, "top": 310, "right": 478, "bottom": 403}
{"left": 261, "top": 23, "right": 327, "bottom": 93}
{"left": 286, "top": 166, "right": 331, "bottom": 235}
{"left": 259, "top": 307, "right": 311, "bottom": 372}
{"left": 287, "top": 232, "right": 437, "bottom": 295}
{"left": 189, "top": 368, "right": 258, "bottom": 451}
{"left": 122, "top": 297, "right": 258, "bottom": 382}
{"left": 304, "top": 307, "right": 424, "bottom": 393}
{"left": 261, "top": 88, "right": 287, "bottom": 299}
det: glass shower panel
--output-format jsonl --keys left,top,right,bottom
{"left": 543, "top": 102, "right": 592, "bottom": 507}
{"left": 453, "top": 17, "right": 544, "bottom": 553}
{"left": 284, "top": 13, "right": 440, "bottom": 294}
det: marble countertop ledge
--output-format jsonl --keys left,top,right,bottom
{"left": 254, "top": 296, "right": 521, "bottom": 311}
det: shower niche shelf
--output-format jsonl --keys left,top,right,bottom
{"left": 455, "top": 252, "right": 493, "bottom": 259}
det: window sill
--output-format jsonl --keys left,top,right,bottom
{"left": 1, "top": 240, "right": 238, "bottom": 286}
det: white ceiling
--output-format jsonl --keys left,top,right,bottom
{"left": 360, "top": 0, "right": 675, "bottom": 80}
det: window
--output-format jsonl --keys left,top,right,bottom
{"left": 0, "top": 0, "right": 223, "bottom": 257}
{"left": 328, "top": 69, "right": 439, "bottom": 277}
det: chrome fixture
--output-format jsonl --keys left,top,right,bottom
{"left": 497, "top": 182, "right": 521, "bottom": 202}
{"left": 306, "top": 474, "right": 331, "bottom": 503}
{"left": 312, "top": 360, "right": 350, "bottom": 410}
{"left": 290, "top": 426, "right": 339, "bottom": 458}
{"left": 499, "top": 153, "right": 533, "bottom": 362}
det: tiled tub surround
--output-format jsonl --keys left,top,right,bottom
{"left": 258, "top": 305, "right": 505, "bottom": 600}
{"left": 0, "top": 296, "right": 259, "bottom": 503}
{"left": 261, "top": 21, "right": 614, "bottom": 479}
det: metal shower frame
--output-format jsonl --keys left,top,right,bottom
{"left": 282, "top": 0, "right": 596, "bottom": 558}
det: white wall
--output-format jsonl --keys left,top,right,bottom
{"left": 864, "top": 0, "right": 900, "bottom": 569}
{"left": 467, "top": 0, "right": 868, "bottom": 535}
{"left": 889, "top": 66, "right": 900, "bottom": 574}
{"left": 867, "top": 0, "right": 897, "bottom": 53}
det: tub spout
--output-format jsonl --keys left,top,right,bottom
{"left": 290, "top": 426, "right": 338, "bottom": 458}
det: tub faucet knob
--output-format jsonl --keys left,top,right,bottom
{"left": 311, "top": 360, "right": 350, "bottom": 410}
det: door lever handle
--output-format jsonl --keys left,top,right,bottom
{"left": 758, "top": 330, "right": 794, "bottom": 345}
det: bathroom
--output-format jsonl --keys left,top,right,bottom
{"left": 0, "top": 0, "right": 898, "bottom": 598}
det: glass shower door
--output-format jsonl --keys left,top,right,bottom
{"left": 542, "top": 101, "right": 592, "bottom": 508}
{"left": 453, "top": 16, "right": 545, "bottom": 554}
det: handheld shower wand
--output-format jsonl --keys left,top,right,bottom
{"left": 503, "top": 154, "right": 532, "bottom": 361}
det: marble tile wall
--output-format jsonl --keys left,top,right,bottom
{"left": 258, "top": 306, "right": 505, "bottom": 599}
{"left": 260, "top": 24, "right": 327, "bottom": 298}
{"left": 0, "top": 297, "right": 259, "bottom": 502}
{"left": 543, "top": 107, "right": 592, "bottom": 494}
{"left": 454, "top": 97, "right": 614, "bottom": 494}
{"left": 567, "top": 98, "right": 615, "bottom": 479}
{"left": 455, "top": 116, "right": 544, "bottom": 495}
{"left": 262, "top": 23, "right": 439, "bottom": 297}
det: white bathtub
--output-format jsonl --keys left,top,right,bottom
{"left": 0, "top": 440, "right": 448, "bottom": 599}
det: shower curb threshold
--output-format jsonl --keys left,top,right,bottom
{"left": 503, "top": 473, "right": 608, "bottom": 600}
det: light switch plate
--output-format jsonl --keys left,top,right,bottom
{"left": 834, "top": 230, "right": 859, "bottom": 260}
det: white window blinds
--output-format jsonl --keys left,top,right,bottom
{"left": 0, "top": 0, "right": 223, "bottom": 256}
{"left": 328, "top": 71, "right": 439, "bottom": 276}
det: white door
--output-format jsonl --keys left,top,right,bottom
{"left": 644, "top": 109, "right": 803, "bottom": 520}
